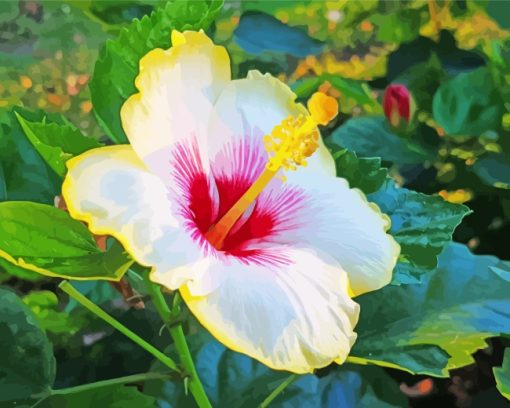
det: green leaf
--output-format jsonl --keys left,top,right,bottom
{"left": 90, "top": 0, "right": 223, "bottom": 143}
{"left": 494, "top": 348, "right": 510, "bottom": 400}
{"left": 472, "top": 153, "right": 510, "bottom": 190}
{"left": 0, "top": 109, "right": 61, "bottom": 204}
{"left": 329, "top": 116, "right": 433, "bottom": 165}
{"left": 16, "top": 113, "right": 102, "bottom": 178}
{"left": 0, "top": 257, "right": 45, "bottom": 282}
{"left": 0, "top": 202, "right": 133, "bottom": 281}
{"left": 432, "top": 67, "right": 503, "bottom": 136}
{"left": 0, "top": 1, "right": 18, "bottom": 21}
{"left": 37, "top": 384, "right": 156, "bottom": 408}
{"left": 0, "top": 287, "right": 55, "bottom": 402}
{"left": 146, "top": 333, "right": 318, "bottom": 408}
{"left": 392, "top": 54, "right": 447, "bottom": 113}
{"left": 333, "top": 149, "right": 388, "bottom": 194}
{"left": 234, "top": 11, "right": 324, "bottom": 57}
{"left": 371, "top": 9, "right": 423, "bottom": 44}
{"left": 146, "top": 330, "right": 406, "bottom": 407}
{"left": 23, "top": 291, "right": 83, "bottom": 336}
{"left": 292, "top": 74, "right": 379, "bottom": 112}
{"left": 319, "top": 365, "right": 408, "bottom": 408}
{"left": 369, "top": 179, "right": 470, "bottom": 284}
{"left": 351, "top": 243, "right": 510, "bottom": 376}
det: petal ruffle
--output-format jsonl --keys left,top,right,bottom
{"left": 270, "top": 172, "right": 400, "bottom": 296}
{"left": 207, "top": 70, "right": 336, "bottom": 180}
{"left": 62, "top": 145, "right": 206, "bottom": 289}
{"left": 120, "top": 30, "right": 231, "bottom": 179}
{"left": 180, "top": 247, "right": 359, "bottom": 373}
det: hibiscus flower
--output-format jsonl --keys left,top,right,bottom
{"left": 62, "top": 30, "right": 399, "bottom": 374}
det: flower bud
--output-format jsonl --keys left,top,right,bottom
{"left": 383, "top": 84, "right": 412, "bottom": 127}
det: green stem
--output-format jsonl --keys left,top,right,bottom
{"left": 31, "top": 372, "right": 173, "bottom": 408}
{"left": 59, "top": 280, "right": 179, "bottom": 373}
{"left": 52, "top": 372, "right": 173, "bottom": 395}
{"left": 259, "top": 374, "right": 298, "bottom": 408}
{"left": 144, "top": 277, "right": 212, "bottom": 408}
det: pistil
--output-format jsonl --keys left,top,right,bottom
{"left": 205, "top": 92, "right": 338, "bottom": 250}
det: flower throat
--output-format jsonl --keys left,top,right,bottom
{"left": 205, "top": 92, "right": 338, "bottom": 250}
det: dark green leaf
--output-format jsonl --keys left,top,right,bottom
{"left": 387, "top": 32, "right": 485, "bottom": 82}
{"left": 38, "top": 384, "right": 156, "bottom": 408}
{"left": 0, "top": 202, "right": 133, "bottom": 281}
{"left": 319, "top": 365, "right": 408, "bottom": 408}
{"left": 146, "top": 329, "right": 406, "bottom": 407}
{"left": 352, "top": 243, "right": 510, "bottom": 376}
{"left": 16, "top": 113, "right": 102, "bottom": 178}
{"left": 393, "top": 54, "right": 447, "bottom": 113}
{"left": 146, "top": 333, "right": 318, "bottom": 408}
{"left": 234, "top": 11, "right": 324, "bottom": 57}
{"left": 329, "top": 116, "right": 433, "bottom": 165}
{"left": 432, "top": 67, "right": 503, "bottom": 136}
{"left": 472, "top": 153, "right": 510, "bottom": 190}
{"left": 486, "top": 1, "right": 510, "bottom": 31}
{"left": 90, "top": 0, "right": 223, "bottom": 143}
{"left": 0, "top": 109, "right": 61, "bottom": 204}
{"left": 369, "top": 179, "right": 470, "bottom": 284}
{"left": 0, "top": 287, "right": 55, "bottom": 402}
{"left": 494, "top": 348, "right": 510, "bottom": 400}
{"left": 333, "top": 149, "right": 388, "bottom": 194}
{"left": 88, "top": 1, "right": 156, "bottom": 26}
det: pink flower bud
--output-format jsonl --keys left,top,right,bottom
{"left": 383, "top": 84, "right": 412, "bottom": 127}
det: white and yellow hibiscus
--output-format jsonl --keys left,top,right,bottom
{"left": 62, "top": 30, "right": 399, "bottom": 374}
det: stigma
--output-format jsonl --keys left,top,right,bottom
{"left": 205, "top": 92, "right": 338, "bottom": 249}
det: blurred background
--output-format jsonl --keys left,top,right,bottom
{"left": 1, "top": 0, "right": 510, "bottom": 406}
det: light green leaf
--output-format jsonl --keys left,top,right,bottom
{"left": 16, "top": 113, "right": 102, "bottom": 178}
{"left": 0, "top": 202, "right": 133, "bottom": 281}
{"left": 0, "top": 287, "right": 55, "bottom": 402}
{"left": 90, "top": 0, "right": 223, "bottom": 143}
{"left": 432, "top": 67, "right": 503, "bottom": 136}
{"left": 494, "top": 348, "right": 510, "bottom": 400}
{"left": 369, "top": 179, "right": 470, "bottom": 284}
{"left": 329, "top": 116, "right": 434, "bottom": 165}
{"left": 371, "top": 9, "right": 423, "bottom": 44}
{"left": 23, "top": 291, "right": 83, "bottom": 336}
{"left": 351, "top": 243, "right": 510, "bottom": 376}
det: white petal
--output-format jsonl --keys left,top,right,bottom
{"left": 274, "top": 172, "right": 400, "bottom": 296}
{"left": 208, "top": 70, "right": 335, "bottom": 179}
{"left": 62, "top": 145, "right": 205, "bottom": 288}
{"left": 180, "top": 247, "right": 359, "bottom": 373}
{"left": 120, "top": 30, "right": 231, "bottom": 178}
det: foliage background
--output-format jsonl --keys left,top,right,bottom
{"left": 1, "top": 0, "right": 510, "bottom": 407}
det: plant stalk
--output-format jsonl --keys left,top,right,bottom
{"left": 144, "top": 276, "right": 212, "bottom": 408}
{"left": 59, "top": 280, "right": 179, "bottom": 373}
{"left": 259, "top": 374, "right": 298, "bottom": 408}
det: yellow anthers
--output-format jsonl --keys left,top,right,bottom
{"left": 264, "top": 114, "right": 320, "bottom": 172}
{"left": 307, "top": 91, "right": 339, "bottom": 126}
{"left": 264, "top": 92, "right": 338, "bottom": 172}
